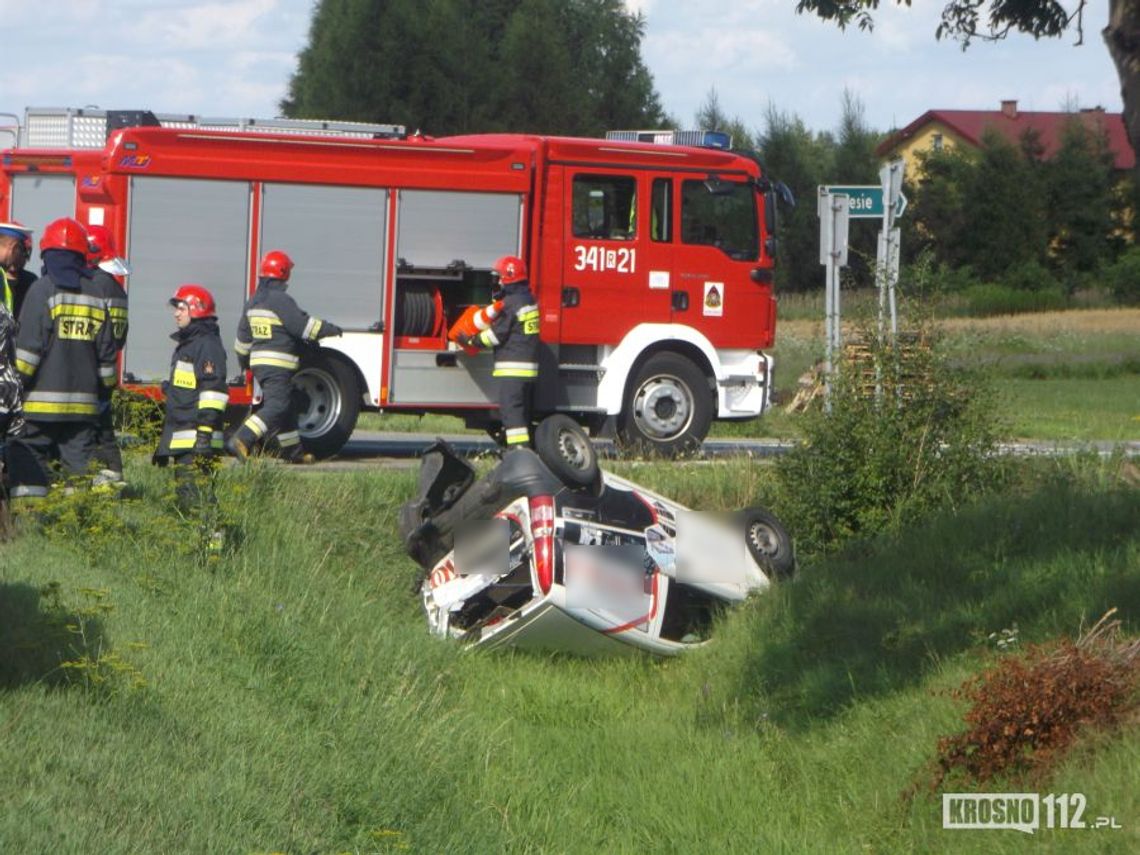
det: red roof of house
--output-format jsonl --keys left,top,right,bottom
{"left": 876, "top": 105, "right": 1135, "bottom": 170}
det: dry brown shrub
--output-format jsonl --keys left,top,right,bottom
{"left": 932, "top": 610, "right": 1140, "bottom": 788}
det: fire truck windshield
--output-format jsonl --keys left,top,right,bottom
{"left": 680, "top": 179, "right": 758, "bottom": 261}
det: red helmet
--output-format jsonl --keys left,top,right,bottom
{"left": 40, "top": 217, "right": 89, "bottom": 255}
{"left": 259, "top": 250, "right": 294, "bottom": 281}
{"left": 86, "top": 224, "right": 118, "bottom": 263}
{"left": 491, "top": 255, "right": 527, "bottom": 285}
{"left": 170, "top": 284, "right": 216, "bottom": 319}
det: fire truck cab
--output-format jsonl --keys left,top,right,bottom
{"left": 1, "top": 109, "right": 781, "bottom": 456}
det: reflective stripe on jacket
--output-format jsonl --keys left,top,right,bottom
{"left": 234, "top": 278, "right": 333, "bottom": 373}
{"left": 15, "top": 272, "right": 117, "bottom": 422}
{"left": 473, "top": 280, "right": 539, "bottom": 379}
{"left": 155, "top": 317, "right": 228, "bottom": 458}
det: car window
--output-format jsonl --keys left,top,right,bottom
{"left": 572, "top": 174, "right": 637, "bottom": 241}
{"left": 680, "top": 179, "right": 758, "bottom": 260}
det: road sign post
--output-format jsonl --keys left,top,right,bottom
{"left": 818, "top": 189, "right": 851, "bottom": 411}
{"left": 877, "top": 160, "right": 906, "bottom": 338}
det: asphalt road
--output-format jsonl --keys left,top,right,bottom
{"left": 309, "top": 431, "right": 1139, "bottom": 471}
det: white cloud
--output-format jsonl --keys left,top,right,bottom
{"left": 125, "top": 0, "right": 279, "bottom": 50}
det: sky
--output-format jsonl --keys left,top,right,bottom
{"left": 0, "top": 0, "right": 1121, "bottom": 138}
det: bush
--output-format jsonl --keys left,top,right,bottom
{"left": 112, "top": 388, "right": 165, "bottom": 445}
{"left": 1102, "top": 245, "right": 1140, "bottom": 305}
{"left": 774, "top": 312, "right": 1000, "bottom": 555}
{"left": 915, "top": 260, "right": 976, "bottom": 295}
{"left": 933, "top": 612, "right": 1140, "bottom": 787}
{"left": 999, "top": 259, "right": 1057, "bottom": 292}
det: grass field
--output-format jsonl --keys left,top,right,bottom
{"left": 2, "top": 455, "right": 1137, "bottom": 853}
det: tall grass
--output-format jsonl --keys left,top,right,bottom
{"left": 1, "top": 455, "right": 1137, "bottom": 853}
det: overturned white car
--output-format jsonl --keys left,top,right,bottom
{"left": 399, "top": 430, "right": 795, "bottom": 656}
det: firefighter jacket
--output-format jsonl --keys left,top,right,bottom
{"left": 234, "top": 278, "right": 341, "bottom": 373}
{"left": 155, "top": 318, "right": 228, "bottom": 459}
{"left": 475, "top": 280, "right": 539, "bottom": 378}
{"left": 90, "top": 268, "right": 129, "bottom": 352}
{"left": 15, "top": 259, "right": 117, "bottom": 423}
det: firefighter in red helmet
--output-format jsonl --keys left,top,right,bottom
{"left": 10, "top": 218, "right": 118, "bottom": 495}
{"left": 85, "top": 224, "right": 131, "bottom": 488}
{"left": 153, "top": 284, "right": 228, "bottom": 514}
{"left": 229, "top": 249, "right": 343, "bottom": 462}
{"left": 454, "top": 255, "right": 539, "bottom": 447}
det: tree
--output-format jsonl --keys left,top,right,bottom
{"left": 908, "top": 145, "right": 977, "bottom": 271}
{"left": 963, "top": 130, "right": 1048, "bottom": 279}
{"left": 834, "top": 90, "right": 884, "bottom": 287}
{"left": 833, "top": 89, "right": 880, "bottom": 184}
{"left": 283, "top": 0, "right": 665, "bottom": 136}
{"left": 694, "top": 88, "right": 758, "bottom": 150}
{"left": 1046, "top": 116, "right": 1118, "bottom": 276}
{"left": 760, "top": 106, "right": 836, "bottom": 291}
{"left": 793, "top": 1, "right": 1140, "bottom": 175}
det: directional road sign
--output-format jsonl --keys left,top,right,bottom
{"left": 824, "top": 184, "right": 907, "bottom": 219}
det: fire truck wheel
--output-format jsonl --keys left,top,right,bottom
{"left": 740, "top": 506, "right": 796, "bottom": 581}
{"left": 619, "top": 352, "right": 712, "bottom": 456}
{"left": 293, "top": 354, "right": 361, "bottom": 459}
{"left": 534, "top": 414, "right": 599, "bottom": 488}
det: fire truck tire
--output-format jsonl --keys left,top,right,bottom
{"left": 618, "top": 352, "right": 712, "bottom": 456}
{"left": 740, "top": 506, "right": 796, "bottom": 581}
{"left": 293, "top": 353, "right": 360, "bottom": 459}
{"left": 533, "top": 414, "right": 599, "bottom": 488}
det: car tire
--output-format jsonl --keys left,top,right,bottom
{"left": 618, "top": 352, "right": 712, "bottom": 456}
{"left": 741, "top": 506, "right": 795, "bottom": 581}
{"left": 293, "top": 352, "right": 360, "bottom": 459}
{"left": 534, "top": 414, "right": 599, "bottom": 488}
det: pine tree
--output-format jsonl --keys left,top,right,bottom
{"left": 1046, "top": 116, "right": 1117, "bottom": 276}
{"left": 760, "top": 106, "right": 835, "bottom": 292}
{"left": 964, "top": 130, "right": 1048, "bottom": 280}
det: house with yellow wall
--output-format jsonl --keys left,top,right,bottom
{"left": 877, "top": 100, "right": 1135, "bottom": 178}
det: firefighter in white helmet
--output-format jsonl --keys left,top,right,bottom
{"left": 455, "top": 255, "right": 540, "bottom": 447}
{"left": 0, "top": 222, "right": 36, "bottom": 319}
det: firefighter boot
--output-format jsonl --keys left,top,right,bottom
{"left": 225, "top": 435, "right": 250, "bottom": 461}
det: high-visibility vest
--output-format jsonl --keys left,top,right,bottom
{"left": 1, "top": 269, "right": 13, "bottom": 314}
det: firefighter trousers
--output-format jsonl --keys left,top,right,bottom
{"left": 91, "top": 397, "right": 123, "bottom": 478}
{"left": 8, "top": 421, "right": 96, "bottom": 497}
{"left": 234, "top": 369, "right": 305, "bottom": 460}
{"left": 497, "top": 377, "right": 534, "bottom": 447}
{"left": 171, "top": 452, "right": 219, "bottom": 516}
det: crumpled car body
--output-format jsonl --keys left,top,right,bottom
{"left": 400, "top": 442, "right": 792, "bottom": 657}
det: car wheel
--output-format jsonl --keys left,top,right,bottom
{"left": 293, "top": 352, "right": 360, "bottom": 459}
{"left": 741, "top": 506, "right": 795, "bottom": 581}
{"left": 618, "top": 352, "right": 712, "bottom": 456}
{"left": 534, "top": 414, "right": 599, "bottom": 488}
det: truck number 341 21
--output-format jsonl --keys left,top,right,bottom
{"left": 573, "top": 245, "right": 636, "bottom": 274}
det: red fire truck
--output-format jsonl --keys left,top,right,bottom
{"left": 2, "top": 109, "right": 782, "bottom": 456}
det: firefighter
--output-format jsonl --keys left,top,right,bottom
{"left": 86, "top": 224, "right": 131, "bottom": 488}
{"left": 455, "top": 255, "right": 539, "bottom": 447}
{"left": 0, "top": 291, "right": 22, "bottom": 438}
{"left": 12, "top": 218, "right": 117, "bottom": 493}
{"left": 228, "top": 250, "right": 342, "bottom": 462}
{"left": 153, "top": 284, "right": 227, "bottom": 513}
{"left": 0, "top": 222, "right": 36, "bottom": 319}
